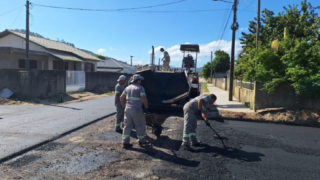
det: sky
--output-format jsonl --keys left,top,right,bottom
{"left": 0, "top": 0, "right": 319, "bottom": 67}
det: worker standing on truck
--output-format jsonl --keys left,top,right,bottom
{"left": 181, "top": 94, "right": 217, "bottom": 150}
{"left": 120, "top": 74, "right": 150, "bottom": 148}
{"left": 114, "top": 75, "right": 126, "bottom": 133}
{"left": 160, "top": 48, "right": 170, "bottom": 71}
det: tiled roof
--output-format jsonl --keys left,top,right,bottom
{"left": 97, "top": 58, "right": 135, "bottom": 69}
{"left": 5, "top": 30, "right": 101, "bottom": 61}
{"left": 45, "top": 50, "right": 84, "bottom": 62}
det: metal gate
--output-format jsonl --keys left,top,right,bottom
{"left": 66, "top": 71, "right": 85, "bottom": 93}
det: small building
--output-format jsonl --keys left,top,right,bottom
{"left": 0, "top": 29, "right": 102, "bottom": 71}
{"left": 97, "top": 58, "right": 136, "bottom": 74}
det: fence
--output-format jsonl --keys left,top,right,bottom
{"left": 66, "top": 71, "right": 85, "bottom": 93}
{"left": 234, "top": 79, "right": 254, "bottom": 90}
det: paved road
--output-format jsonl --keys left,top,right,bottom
{"left": 1, "top": 115, "right": 319, "bottom": 179}
{"left": 0, "top": 97, "right": 115, "bottom": 162}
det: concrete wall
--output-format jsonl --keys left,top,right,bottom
{"left": 0, "top": 34, "right": 44, "bottom": 52}
{"left": 233, "top": 86, "right": 254, "bottom": 109}
{"left": 254, "top": 82, "right": 320, "bottom": 110}
{"left": 0, "top": 69, "right": 66, "bottom": 99}
{"left": 214, "top": 78, "right": 227, "bottom": 91}
{"left": 86, "top": 72, "right": 131, "bottom": 92}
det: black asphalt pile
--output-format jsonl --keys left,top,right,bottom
{"left": 139, "top": 70, "right": 189, "bottom": 104}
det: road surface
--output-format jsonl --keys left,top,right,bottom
{"left": 0, "top": 97, "right": 115, "bottom": 162}
{"left": 1, "top": 114, "right": 319, "bottom": 180}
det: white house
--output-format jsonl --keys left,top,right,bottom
{"left": 0, "top": 29, "right": 103, "bottom": 71}
{"left": 97, "top": 58, "right": 136, "bottom": 74}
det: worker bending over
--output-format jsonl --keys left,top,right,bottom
{"left": 114, "top": 75, "right": 126, "bottom": 133}
{"left": 160, "top": 48, "right": 170, "bottom": 71}
{"left": 181, "top": 94, "right": 217, "bottom": 150}
{"left": 120, "top": 74, "right": 150, "bottom": 148}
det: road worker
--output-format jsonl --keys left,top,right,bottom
{"left": 114, "top": 75, "right": 126, "bottom": 133}
{"left": 160, "top": 48, "right": 170, "bottom": 71}
{"left": 120, "top": 74, "right": 150, "bottom": 148}
{"left": 181, "top": 94, "right": 217, "bottom": 150}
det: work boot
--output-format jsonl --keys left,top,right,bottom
{"left": 115, "top": 129, "right": 123, "bottom": 134}
{"left": 191, "top": 137, "right": 202, "bottom": 147}
{"left": 122, "top": 143, "right": 133, "bottom": 149}
{"left": 181, "top": 142, "right": 193, "bottom": 151}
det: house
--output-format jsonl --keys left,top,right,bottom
{"left": 0, "top": 29, "right": 103, "bottom": 71}
{"left": 97, "top": 58, "right": 136, "bottom": 74}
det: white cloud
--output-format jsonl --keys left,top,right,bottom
{"left": 109, "top": 47, "right": 116, "bottom": 51}
{"left": 240, "top": 27, "right": 248, "bottom": 31}
{"left": 97, "top": 48, "right": 106, "bottom": 53}
{"left": 148, "top": 40, "right": 242, "bottom": 67}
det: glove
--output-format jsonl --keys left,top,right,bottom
{"left": 205, "top": 120, "right": 211, "bottom": 127}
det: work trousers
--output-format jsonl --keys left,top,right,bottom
{"left": 115, "top": 104, "right": 124, "bottom": 130}
{"left": 122, "top": 108, "right": 146, "bottom": 144}
{"left": 182, "top": 102, "right": 199, "bottom": 145}
{"left": 162, "top": 60, "right": 170, "bottom": 71}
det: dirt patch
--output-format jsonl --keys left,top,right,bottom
{"left": 219, "top": 109, "right": 320, "bottom": 127}
{"left": 0, "top": 92, "right": 113, "bottom": 106}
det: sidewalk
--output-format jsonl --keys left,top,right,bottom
{"left": 207, "top": 84, "right": 254, "bottom": 112}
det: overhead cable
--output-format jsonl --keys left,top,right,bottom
{"left": 31, "top": 0, "right": 189, "bottom": 12}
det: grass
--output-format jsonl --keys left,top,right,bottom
{"left": 105, "top": 92, "right": 115, "bottom": 96}
{"left": 201, "top": 82, "right": 209, "bottom": 93}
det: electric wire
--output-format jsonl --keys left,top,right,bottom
{"left": 11, "top": 6, "right": 24, "bottom": 27}
{"left": 31, "top": 0, "right": 189, "bottom": 12}
{"left": 239, "top": 0, "right": 255, "bottom": 13}
{"left": 0, "top": 5, "right": 24, "bottom": 17}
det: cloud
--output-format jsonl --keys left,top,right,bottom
{"left": 148, "top": 40, "right": 242, "bottom": 67}
{"left": 97, "top": 48, "right": 106, "bottom": 53}
{"left": 109, "top": 47, "right": 115, "bottom": 51}
{"left": 240, "top": 27, "right": 248, "bottom": 31}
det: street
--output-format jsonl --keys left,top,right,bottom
{"left": 0, "top": 112, "right": 319, "bottom": 180}
{"left": 0, "top": 97, "right": 115, "bottom": 162}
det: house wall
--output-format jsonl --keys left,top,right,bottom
{"left": 0, "top": 69, "right": 66, "bottom": 99}
{"left": 0, "top": 34, "right": 44, "bottom": 52}
{"left": 0, "top": 52, "right": 48, "bottom": 70}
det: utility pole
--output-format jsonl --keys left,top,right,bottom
{"left": 229, "top": 0, "right": 238, "bottom": 101}
{"left": 210, "top": 51, "right": 213, "bottom": 83}
{"left": 130, "top": 56, "right": 133, "bottom": 66}
{"left": 256, "top": 0, "right": 261, "bottom": 50}
{"left": 26, "top": 0, "right": 30, "bottom": 69}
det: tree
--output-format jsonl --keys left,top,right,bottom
{"left": 95, "top": 54, "right": 106, "bottom": 60}
{"left": 212, "top": 50, "right": 230, "bottom": 73}
{"left": 201, "top": 50, "right": 230, "bottom": 80}
{"left": 235, "top": 0, "right": 320, "bottom": 96}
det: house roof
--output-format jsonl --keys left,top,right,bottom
{"left": 45, "top": 50, "right": 84, "bottom": 62}
{"left": 97, "top": 68, "right": 122, "bottom": 73}
{"left": 97, "top": 58, "right": 136, "bottom": 69}
{"left": 0, "top": 30, "right": 102, "bottom": 62}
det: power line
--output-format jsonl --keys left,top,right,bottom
{"left": 0, "top": 5, "right": 24, "bottom": 17}
{"left": 239, "top": 0, "right": 255, "bottom": 13}
{"left": 31, "top": 0, "right": 189, "bottom": 12}
{"left": 213, "top": 6, "right": 233, "bottom": 53}
{"left": 11, "top": 6, "right": 24, "bottom": 27}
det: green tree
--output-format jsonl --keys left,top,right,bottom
{"left": 212, "top": 50, "right": 230, "bottom": 73}
{"left": 95, "top": 54, "right": 106, "bottom": 60}
{"left": 235, "top": 0, "right": 320, "bottom": 96}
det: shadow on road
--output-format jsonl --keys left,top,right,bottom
{"left": 129, "top": 146, "right": 200, "bottom": 167}
{"left": 193, "top": 144, "right": 264, "bottom": 162}
{"left": 46, "top": 105, "right": 82, "bottom": 110}
{"left": 148, "top": 135, "right": 182, "bottom": 151}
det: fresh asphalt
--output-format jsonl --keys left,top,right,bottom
{"left": 0, "top": 97, "right": 116, "bottom": 162}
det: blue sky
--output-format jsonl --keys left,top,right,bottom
{"left": 0, "top": 0, "right": 318, "bottom": 67}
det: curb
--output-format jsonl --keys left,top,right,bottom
{"left": 0, "top": 112, "right": 116, "bottom": 164}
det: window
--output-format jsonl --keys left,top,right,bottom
{"left": 85, "top": 63, "right": 94, "bottom": 72}
{"left": 53, "top": 60, "right": 63, "bottom": 70}
{"left": 64, "top": 61, "right": 69, "bottom": 70}
{"left": 19, "top": 59, "right": 37, "bottom": 69}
